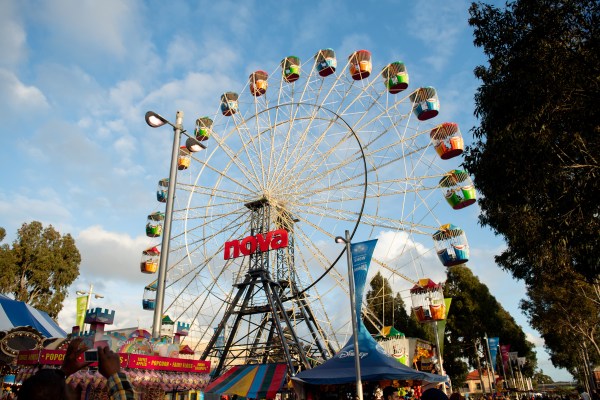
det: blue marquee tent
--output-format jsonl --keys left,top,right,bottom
{"left": 0, "top": 294, "right": 67, "bottom": 338}
{"left": 292, "top": 322, "right": 447, "bottom": 385}
{"left": 293, "top": 239, "right": 447, "bottom": 387}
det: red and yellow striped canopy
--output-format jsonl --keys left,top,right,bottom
{"left": 204, "top": 363, "right": 288, "bottom": 399}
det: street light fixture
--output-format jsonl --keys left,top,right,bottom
{"left": 145, "top": 110, "right": 206, "bottom": 338}
{"left": 335, "top": 229, "right": 363, "bottom": 400}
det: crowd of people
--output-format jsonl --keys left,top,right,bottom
{"left": 16, "top": 338, "right": 134, "bottom": 400}
{"left": 8, "top": 340, "right": 600, "bottom": 400}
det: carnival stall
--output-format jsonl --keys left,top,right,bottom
{"left": 15, "top": 308, "right": 211, "bottom": 400}
{"left": 292, "top": 322, "right": 446, "bottom": 400}
{"left": 0, "top": 294, "right": 68, "bottom": 396}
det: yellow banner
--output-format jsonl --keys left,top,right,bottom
{"left": 75, "top": 295, "right": 88, "bottom": 330}
{"left": 437, "top": 298, "right": 452, "bottom": 354}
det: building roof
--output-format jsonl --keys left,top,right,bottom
{"left": 466, "top": 370, "right": 496, "bottom": 381}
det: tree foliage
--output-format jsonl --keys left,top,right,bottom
{"left": 465, "top": 0, "right": 599, "bottom": 383}
{"left": 520, "top": 267, "right": 600, "bottom": 376}
{"left": 443, "top": 266, "right": 536, "bottom": 383}
{"left": 0, "top": 221, "right": 81, "bottom": 318}
{"left": 464, "top": 0, "right": 600, "bottom": 283}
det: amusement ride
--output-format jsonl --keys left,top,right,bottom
{"left": 139, "top": 47, "right": 476, "bottom": 379}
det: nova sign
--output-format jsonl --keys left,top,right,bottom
{"left": 224, "top": 229, "right": 289, "bottom": 260}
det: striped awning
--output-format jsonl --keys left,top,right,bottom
{"left": 0, "top": 294, "right": 67, "bottom": 338}
{"left": 204, "top": 363, "right": 287, "bottom": 399}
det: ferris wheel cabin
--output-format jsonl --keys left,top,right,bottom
{"left": 348, "top": 50, "right": 372, "bottom": 80}
{"left": 281, "top": 56, "right": 301, "bottom": 82}
{"left": 140, "top": 246, "right": 160, "bottom": 274}
{"left": 249, "top": 70, "right": 269, "bottom": 96}
{"left": 410, "top": 87, "right": 440, "bottom": 120}
{"left": 314, "top": 48, "right": 337, "bottom": 77}
{"left": 142, "top": 282, "right": 157, "bottom": 311}
{"left": 382, "top": 61, "right": 409, "bottom": 94}
{"left": 178, "top": 146, "right": 191, "bottom": 170}
{"left": 410, "top": 279, "right": 446, "bottom": 323}
{"left": 156, "top": 178, "right": 168, "bottom": 203}
{"left": 439, "top": 169, "right": 477, "bottom": 210}
{"left": 194, "top": 117, "right": 213, "bottom": 141}
{"left": 145, "top": 211, "right": 164, "bottom": 238}
{"left": 220, "top": 92, "right": 239, "bottom": 116}
{"left": 430, "top": 122, "right": 464, "bottom": 160}
{"left": 432, "top": 223, "right": 470, "bottom": 267}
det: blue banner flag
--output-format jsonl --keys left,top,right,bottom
{"left": 350, "top": 239, "right": 378, "bottom": 321}
{"left": 488, "top": 336, "right": 500, "bottom": 372}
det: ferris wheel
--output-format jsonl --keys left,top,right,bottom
{"left": 141, "top": 48, "right": 473, "bottom": 374}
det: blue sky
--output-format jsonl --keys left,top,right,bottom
{"left": 0, "top": 0, "right": 571, "bottom": 381}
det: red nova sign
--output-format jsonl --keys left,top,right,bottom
{"left": 224, "top": 229, "right": 288, "bottom": 260}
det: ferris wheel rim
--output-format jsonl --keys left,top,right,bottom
{"left": 177, "top": 101, "right": 370, "bottom": 307}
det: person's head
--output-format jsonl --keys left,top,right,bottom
{"left": 383, "top": 387, "right": 400, "bottom": 400}
{"left": 18, "top": 369, "right": 68, "bottom": 400}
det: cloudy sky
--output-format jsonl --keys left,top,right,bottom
{"left": 0, "top": 0, "right": 571, "bottom": 381}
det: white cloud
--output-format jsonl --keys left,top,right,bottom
{"left": 526, "top": 332, "right": 545, "bottom": 348}
{"left": 108, "top": 80, "right": 144, "bottom": 118}
{"left": 407, "top": 1, "right": 469, "bottom": 71}
{"left": 165, "top": 35, "right": 199, "bottom": 73}
{"left": 34, "top": 0, "right": 138, "bottom": 59}
{"left": 0, "top": 69, "right": 49, "bottom": 117}
{"left": 76, "top": 225, "right": 154, "bottom": 284}
{"left": 0, "top": 0, "right": 27, "bottom": 68}
{"left": 0, "top": 191, "right": 74, "bottom": 242}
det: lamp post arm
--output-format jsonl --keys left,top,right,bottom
{"left": 152, "top": 110, "right": 183, "bottom": 338}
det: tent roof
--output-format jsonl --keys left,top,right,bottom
{"left": 0, "top": 296, "right": 67, "bottom": 338}
{"left": 293, "top": 323, "right": 447, "bottom": 385}
{"left": 376, "top": 326, "right": 404, "bottom": 338}
{"left": 204, "top": 363, "right": 288, "bottom": 399}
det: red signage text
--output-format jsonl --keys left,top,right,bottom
{"left": 224, "top": 229, "right": 288, "bottom": 260}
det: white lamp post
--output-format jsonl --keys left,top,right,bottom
{"left": 335, "top": 230, "right": 363, "bottom": 400}
{"left": 145, "top": 110, "right": 206, "bottom": 338}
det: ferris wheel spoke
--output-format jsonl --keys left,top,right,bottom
{"left": 231, "top": 113, "right": 270, "bottom": 189}
{"left": 360, "top": 211, "right": 439, "bottom": 235}
{"left": 292, "top": 223, "right": 348, "bottom": 291}
{"left": 209, "top": 131, "right": 264, "bottom": 193}
{"left": 269, "top": 114, "right": 346, "bottom": 189}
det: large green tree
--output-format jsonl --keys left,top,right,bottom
{"left": 464, "top": 0, "right": 600, "bottom": 283}
{"left": 465, "top": 0, "right": 599, "bottom": 385}
{"left": 520, "top": 267, "right": 600, "bottom": 377}
{"left": 0, "top": 222, "right": 81, "bottom": 318}
{"left": 443, "top": 266, "right": 536, "bottom": 385}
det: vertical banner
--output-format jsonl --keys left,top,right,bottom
{"left": 214, "top": 327, "right": 225, "bottom": 357}
{"left": 500, "top": 344, "right": 511, "bottom": 371}
{"left": 487, "top": 337, "right": 499, "bottom": 372}
{"left": 350, "top": 239, "right": 378, "bottom": 321}
{"left": 436, "top": 298, "right": 452, "bottom": 354}
{"left": 75, "top": 295, "right": 88, "bottom": 330}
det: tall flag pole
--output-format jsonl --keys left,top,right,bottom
{"left": 508, "top": 352, "right": 519, "bottom": 388}
{"left": 484, "top": 334, "right": 497, "bottom": 392}
{"left": 500, "top": 344, "right": 512, "bottom": 391}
